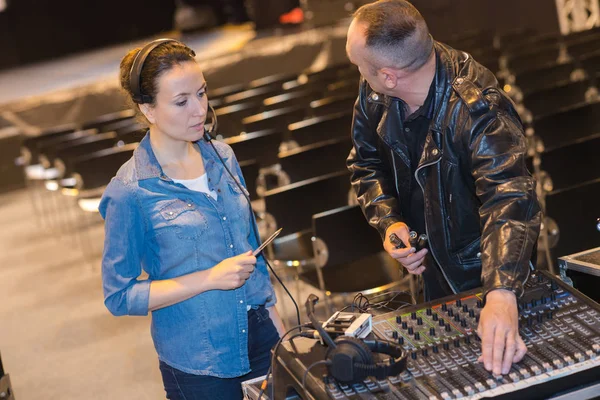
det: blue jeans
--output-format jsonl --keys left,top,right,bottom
{"left": 159, "top": 306, "right": 279, "bottom": 399}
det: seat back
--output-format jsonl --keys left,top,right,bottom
{"left": 239, "top": 159, "right": 259, "bottom": 201}
{"left": 533, "top": 101, "right": 600, "bottom": 150}
{"left": 524, "top": 80, "right": 591, "bottom": 118}
{"left": 279, "top": 137, "right": 351, "bottom": 183}
{"left": 37, "top": 129, "right": 97, "bottom": 167}
{"left": 225, "top": 129, "right": 283, "bottom": 168}
{"left": 515, "top": 61, "right": 575, "bottom": 95}
{"left": 541, "top": 135, "right": 600, "bottom": 192}
{"left": 546, "top": 179, "right": 600, "bottom": 260}
{"left": 81, "top": 109, "right": 135, "bottom": 131}
{"left": 55, "top": 132, "right": 118, "bottom": 176}
{"left": 309, "top": 93, "right": 356, "bottom": 118}
{"left": 71, "top": 143, "right": 137, "bottom": 190}
{"left": 242, "top": 106, "right": 306, "bottom": 133}
{"left": 264, "top": 170, "right": 350, "bottom": 235}
{"left": 312, "top": 205, "right": 382, "bottom": 268}
{"left": 288, "top": 111, "right": 352, "bottom": 147}
{"left": 215, "top": 102, "right": 263, "bottom": 137}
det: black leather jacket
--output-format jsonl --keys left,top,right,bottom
{"left": 347, "top": 42, "right": 542, "bottom": 298}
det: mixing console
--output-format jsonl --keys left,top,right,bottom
{"left": 264, "top": 271, "right": 600, "bottom": 400}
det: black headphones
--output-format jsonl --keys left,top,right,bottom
{"left": 305, "top": 294, "right": 407, "bottom": 384}
{"left": 129, "top": 38, "right": 196, "bottom": 104}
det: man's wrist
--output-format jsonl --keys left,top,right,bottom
{"left": 486, "top": 288, "right": 517, "bottom": 303}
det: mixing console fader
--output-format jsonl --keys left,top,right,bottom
{"left": 268, "top": 271, "right": 600, "bottom": 400}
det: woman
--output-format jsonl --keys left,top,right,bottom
{"left": 99, "top": 39, "right": 285, "bottom": 399}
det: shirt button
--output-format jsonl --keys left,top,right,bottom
{"left": 168, "top": 211, "right": 174, "bottom": 216}
{"left": 432, "top": 149, "right": 439, "bottom": 156}
{"left": 240, "top": 300, "right": 243, "bottom": 304}
{"left": 242, "top": 329, "right": 246, "bottom": 333}
{"left": 404, "top": 127, "right": 410, "bottom": 132}
{"left": 223, "top": 216, "right": 227, "bottom": 221}
{"left": 187, "top": 203, "right": 192, "bottom": 207}
{"left": 230, "top": 244, "right": 234, "bottom": 248}
{"left": 218, "top": 189, "right": 221, "bottom": 193}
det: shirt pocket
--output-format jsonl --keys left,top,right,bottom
{"left": 157, "top": 199, "right": 208, "bottom": 240}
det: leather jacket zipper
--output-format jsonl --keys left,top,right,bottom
{"left": 391, "top": 149, "right": 400, "bottom": 198}
{"left": 414, "top": 157, "right": 459, "bottom": 294}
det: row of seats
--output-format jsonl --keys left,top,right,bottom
{"left": 24, "top": 26, "right": 599, "bottom": 307}
{"left": 19, "top": 61, "right": 409, "bottom": 311}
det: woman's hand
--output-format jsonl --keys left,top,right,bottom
{"left": 207, "top": 251, "right": 257, "bottom": 290}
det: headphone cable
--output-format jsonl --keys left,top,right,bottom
{"left": 205, "top": 131, "right": 303, "bottom": 331}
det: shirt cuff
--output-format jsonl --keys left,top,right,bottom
{"left": 127, "top": 280, "right": 151, "bottom": 316}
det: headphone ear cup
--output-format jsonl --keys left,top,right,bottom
{"left": 326, "top": 336, "right": 374, "bottom": 384}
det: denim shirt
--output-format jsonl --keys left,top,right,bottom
{"left": 99, "top": 132, "right": 276, "bottom": 377}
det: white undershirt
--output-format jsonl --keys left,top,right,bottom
{"left": 172, "top": 173, "right": 218, "bottom": 200}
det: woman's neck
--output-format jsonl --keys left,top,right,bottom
{"left": 149, "top": 127, "right": 204, "bottom": 179}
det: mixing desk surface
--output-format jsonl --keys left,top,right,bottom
{"left": 263, "top": 271, "right": 600, "bottom": 400}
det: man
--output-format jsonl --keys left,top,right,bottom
{"left": 345, "top": 0, "right": 541, "bottom": 377}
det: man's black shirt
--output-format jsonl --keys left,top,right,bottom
{"left": 395, "top": 73, "right": 454, "bottom": 301}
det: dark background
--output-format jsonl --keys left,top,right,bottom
{"left": 0, "top": 0, "right": 561, "bottom": 72}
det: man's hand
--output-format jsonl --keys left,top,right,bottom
{"left": 477, "top": 289, "right": 527, "bottom": 375}
{"left": 384, "top": 222, "right": 428, "bottom": 275}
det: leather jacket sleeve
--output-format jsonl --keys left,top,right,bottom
{"left": 347, "top": 81, "right": 405, "bottom": 240}
{"left": 469, "top": 107, "right": 542, "bottom": 300}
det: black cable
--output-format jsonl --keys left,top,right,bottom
{"left": 269, "top": 324, "right": 313, "bottom": 400}
{"left": 302, "top": 360, "right": 330, "bottom": 392}
{"left": 256, "top": 364, "right": 271, "bottom": 400}
{"left": 206, "top": 136, "right": 302, "bottom": 330}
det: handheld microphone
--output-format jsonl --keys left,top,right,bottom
{"left": 203, "top": 104, "right": 302, "bottom": 330}
{"left": 305, "top": 294, "right": 337, "bottom": 348}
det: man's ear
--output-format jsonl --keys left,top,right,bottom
{"left": 380, "top": 68, "right": 398, "bottom": 90}
{"left": 139, "top": 103, "right": 155, "bottom": 125}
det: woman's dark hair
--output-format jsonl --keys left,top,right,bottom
{"left": 119, "top": 41, "right": 196, "bottom": 121}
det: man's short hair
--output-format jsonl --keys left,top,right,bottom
{"left": 354, "top": 0, "right": 434, "bottom": 73}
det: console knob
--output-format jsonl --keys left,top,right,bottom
{"left": 463, "top": 304, "right": 469, "bottom": 312}
{"left": 398, "top": 337, "right": 404, "bottom": 345}
{"left": 441, "top": 304, "right": 448, "bottom": 311}
{"left": 469, "top": 309, "right": 475, "bottom": 318}
{"left": 448, "top": 309, "right": 454, "bottom": 317}
{"left": 454, "top": 339, "right": 461, "bottom": 348}
{"left": 392, "top": 331, "right": 398, "bottom": 339}
{"left": 411, "top": 351, "right": 417, "bottom": 360}
{"left": 429, "top": 327, "right": 436, "bottom": 336}
{"left": 443, "top": 342, "right": 450, "bottom": 350}
{"left": 396, "top": 316, "right": 402, "bottom": 324}
{"left": 476, "top": 299, "right": 483, "bottom": 308}
{"left": 461, "top": 319, "right": 467, "bottom": 327}
{"left": 445, "top": 324, "right": 452, "bottom": 332}
{"left": 408, "top": 327, "right": 414, "bottom": 335}
{"left": 411, "top": 312, "right": 417, "bottom": 320}
{"left": 456, "top": 299, "right": 462, "bottom": 307}
{"left": 426, "top": 308, "right": 432, "bottom": 316}
{"left": 402, "top": 322, "right": 408, "bottom": 329}
{"left": 417, "top": 317, "right": 423, "bottom": 325}
{"left": 422, "top": 348, "right": 428, "bottom": 356}
{"left": 432, "top": 314, "right": 439, "bottom": 321}
{"left": 439, "top": 319, "right": 445, "bottom": 327}
{"left": 433, "top": 345, "right": 439, "bottom": 354}
{"left": 414, "top": 332, "right": 421, "bottom": 340}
